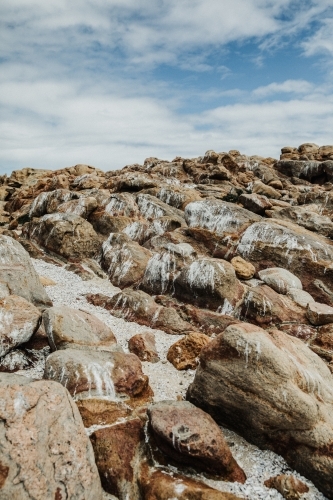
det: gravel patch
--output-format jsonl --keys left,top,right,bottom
{"left": 31, "top": 258, "right": 328, "bottom": 500}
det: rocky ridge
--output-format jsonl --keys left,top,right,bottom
{"left": 1, "top": 143, "right": 333, "bottom": 499}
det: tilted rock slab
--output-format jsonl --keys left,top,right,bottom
{"left": 187, "top": 322, "right": 333, "bottom": 498}
{"left": 0, "top": 373, "right": 103, "bottom": 500}
{"left": 0, "top": 235, "right": 51, "bottom": 308}
{"left": 43, "top": 305, "right": 118, "bottom": 352}
{"left": 0, "top": 295, "right": 41, "bottom": 357}
{"left": 148, "top": 400, "right": 246, "bottom": 483}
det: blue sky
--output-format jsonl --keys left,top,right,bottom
{"left": 1, "top": 0, "right": 333, "bottom": 174}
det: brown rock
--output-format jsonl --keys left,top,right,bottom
{"left": 90, "top": 418, "right": 145, "bottom": 499}
{"left": 148, "top": 400, "right": 246, "bottom": 482}
{"left": 306, "top": 302, "right": 333, "bottom": 326}
{"left": 128, "top": 332, "right": 159, "bottom": 363}
{"left": 174, "top": 257, "right": 245, "bottom": 312}
{"left": 57, "top": 196, "right": 98, "bottom": 219}
{"left": 238, "top": 193, "right": 272, "bottom": 214}
{"left": 231, "top": 256, "right": 255, "bottom": 280}
{"left": 44, "top": 349, "right": 151, "bottom": 400}
{"left": 42, "top": 305, "right": 118, "bottom": 352}
{"left": 87, "top": 289, "right": 193, "bottom": 335}
{"left": 0, "top": 373, "right": 103, "bottom": 499}
{"left": 237, "top": 219, "right": 333, "bottom": 305}
{"left": 264, "top": 474, "right": 309, "bottom": 499}
{"left": 167, "top": 332, "right": 211, "bottom": 370}
{"left": 100, "top": 233, "right": 152, "bottom": 287}
{"left": 187, "top": 322, "right": 333, "bottom": 498}
{"left": 140, "top": 469, "right": 242, "bottom": 500}
{"left": 25, "top": 213, "right": 101, "bottom": 259}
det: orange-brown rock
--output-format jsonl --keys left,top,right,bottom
{"left": 90, "top": 418, "right": 145, "bottom": 499}
{"left": 148, "top": 400, "right": 246, "bottom": 483}
{"left": 140, "top": 469, "right": 243, "bottom": 500}
{"left": 230, "top": 256, "right": 255, "bottom": 280}
{"left": 167, "top": 332, "right": 210, "bottom": 370}
{"left": 264, "top": 474, "right": 309, "bottom": 500}
{"left": 128, "top": 332, "right": 159, "bottom": 363}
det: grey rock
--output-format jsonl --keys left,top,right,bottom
{"left": 0, "top": 235, "right": 52, "bottom": 308}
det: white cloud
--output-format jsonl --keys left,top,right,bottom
{"left": 302, "top": 18, "right": 333, "bottom": 56}
{"left": 253, "top": 79, "right": 314, "bottom": 97}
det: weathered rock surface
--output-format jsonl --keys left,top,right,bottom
{"left": 306, "top": 301, "right": 333, "bottom": 326}
{"left": 140, "top": 469, "right": 242, "bottom": 500}
{"left": 174, "top": 258, "right": 245, "bottom": 312}
{"left": 230, "top": 256, "right": 255, "bottom": 280}
{"left": 264, "top": 474, "right": 309, "bottom": 500}
{"left": 0, "top": 295, "right": 41, "bottom": 357}
{"left": 258, "top": 267, "right": 302, "bottom": 294}
{"left": 187, "top": 322, "right": 333, "bottom": 498}
{"left": 100, "top": 233, "right": 152, "bottom": 287}
{"left": 237, "top": 220, "right": 333, "bottom": 305}
{"left": 128, "top": 332, "right": 159, "bottom": 362}
{"left": 25, "top": 213, "right": 101, "bottom": 259}
{"left": 44, "top": 348, "right": 151, "bottom": 400}
{"left": 148, "top": 400, "right": 246, "bottom": 482}
{"left": 167, "top": 332, "right": 211, "bottom": 370}
{"left": 0, "top": 373, "right": 103, "bottom": 499}
{"left": 43, "top": 306, "right": 118, "bottom": 351}
{"left": 87, "top": 289, "right": 193, "bottom": 335}
{"left": 0, "top": 235, "right": 51, "bottom": 308}
{"left": 91, "top": 418, "right": 145, "bottom": 499}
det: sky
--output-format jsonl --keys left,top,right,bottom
{"left": 1, "top": 0, "right": 333, "bottom": 174}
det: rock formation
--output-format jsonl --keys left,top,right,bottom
{"left": 1, "top": 143, "right": 333, "bottom": 498}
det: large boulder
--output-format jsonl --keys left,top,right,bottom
{"left": 0, "top": 295, "right": 41, "bottom": 357}
{"left": 268, "top": 204, "right": 333, "bottom": 238}
{"left": 187, "top": 322, "right": 333, "bottom": 498}
{"left": 42, "top": 306, "right": 118, "bottom": 352}
{"left": 174, "top": 257, "right": 245, "bottom": 312}
{"left": 237, "top": 219, "right": 333, "bottom": 305}
{"left": 100, "top": 233, "right": 152, "bottom": 288}
{"left": 148, "top": 400, "right": 246, "bottom": 482}
{"left": 0, "top": 373, "right": 103, "bottom": 499}
{"left": 29, "top": 188, "right": 76, "bottom": 218}
{"left": 136, "top": 193, "right": 186, "bottom": 225}
{"left": 184, "top": 199, "right": 261, "bottom": 236}
{"left": 25, "top": 213, "right": 101, "bottom": 259}
{"left": 0, "top": 235, "right": 51, "bottom": 308}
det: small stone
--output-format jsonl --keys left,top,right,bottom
{"left": 264, "top": 474, "right": 309, "bottom": 499}
{"left": 167, "top": 332, "right": 210, "bottom": 370}
{"left": 231, "top": 256, "right": 255, "bottom": 280}
{"left": 128, "top": 332, "right": 159, "bottom": 363}
{"left": 39, "top": 275, "right": 57, "bottom": 286}
{"left": 306, "top": 302, "right": 333, "bottom": 326}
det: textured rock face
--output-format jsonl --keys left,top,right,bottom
{"left": 90, "top": 418, "right": 145, "bottom": 499}
{"left": 185, "top": 199, "right": 261, "bottom": 236}
{"left": 237, "top": 220, "right": 333, "bottom": 305}
{"left": 0, "top": 295, "right": 41, "bottom": 357}
{"left": 0, "top": 235, "right": 51, "bottom": 308}
{"left": 258, "top": 267, "right": 302, "bottom": 294}
{"left": 174, "top": 258, "right": 245, "bottom": 312}
{"left": 43, "top": 305, "right": 117, "bottom": 351}
{"left": 25, "top": 213, "right": 101, "bottom": 259}
{"left": 44, "top": 348, "right": 151, "bottom": 400}
{"left": 187, "top": 322, "right": 333, "bottom": 498}
{"left": 87, "top": 289, "right": 193, "bottom": 335}
{"left": 264, "top": 474, "right": 309, "bottom": 500}
{"left": 0, "top": 373, "right": 103, "bottom": 500}
{"left": 167, "top": 332, "right": 211, "bottom": 370}
{"left": 140, "top": 469, "right": 242, "bottom": 500}
{"left": 148, "top": 400, "right": 246, "bottom": 482}
{"left": 128, "top": 332, "right": 159, "bottom": 363}
{"left": 100, "top": 233, "right": 152, "bottom": 287}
